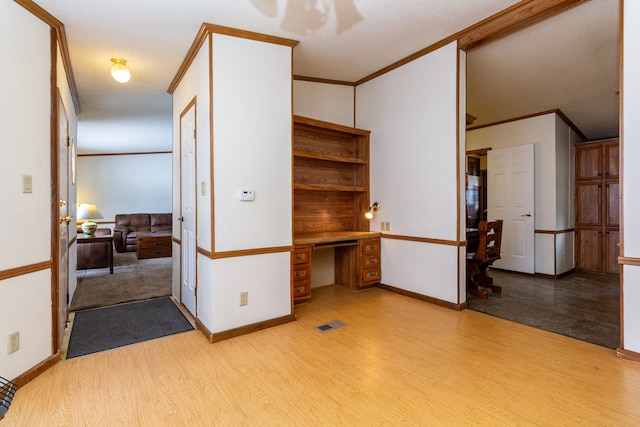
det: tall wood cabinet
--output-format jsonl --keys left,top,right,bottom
{"left": 575, "top": 138, "right": 620, "bottom": 274}
{"left": 291, "top": 116, "right": 380, "bottom": 302}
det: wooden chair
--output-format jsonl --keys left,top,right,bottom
{"left": 466, "top": 220, "right": 503, "bottom": 298}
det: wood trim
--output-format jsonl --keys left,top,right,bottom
{"left": 12, "top": 353, "right": 59, "bottom": 388}
{"left": 197, "top": 246, "right": 213, "bottom": 258}
{"left": 212, "top": 246, "right": 294, "bottom": 260}
{"left": 168, "top": 24, "right": 209, "bottom": 94}
{"left": 0, "top": 261, "right": 51, "bottom": 281}
{"left": 617, "top": 347, "right": 640, "bottom": 362}
{"left": 535, "top": 228, "right": 575, "bottom": 234}
{"left": 77, "top": 151, "right": 171, "bottom": 157}
{"left": 619, "top": 0, "right": 625, "bottom": 353}
{"left": 456, "top": 48, "right": 462, "bottom": 304}
{"left": 466, "top": 147, "right": 491, "bottom": 156}
{"left": 294, "top": 115, "right": 370, "bottom": 136}
{"left": 382, "top": 233, "right": 463, "bottom": 247}
{"left": 458, "top": 0, "right": 588, "bottom": 50}
{"left": 467, "top": 109, "right": 587, "bottom": 141}
{"left": 619, "top": 256, "right": 640, "bottom": 266}
{"left": 172, "top": 236, "right": 181, "bottom": 245}
{"left": 377, "top": 283, "right": 467, "bottom": 311}
{"left": 169, "top": 23, "right": 298, "bottom": 93}
{"left": 15, "top": 0, "right": 80, "bottom": 114}
{"left": 207, "top": 314, "right": 297, "bottom": 343}
{"left": 50, "top": 34, "right": 61, "bottom": 356}
{"left": 356, "top": 0, "right": 587, "bottom": 86}
{"left": 293, "top": 75, "right": 355, "bottom": 87}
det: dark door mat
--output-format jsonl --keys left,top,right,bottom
{"left": 66, "top": 297, "right": 193, "bottom": 359}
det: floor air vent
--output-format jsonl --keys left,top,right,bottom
{"left": 316, "top": 320, "right": 346, "bottom": 332}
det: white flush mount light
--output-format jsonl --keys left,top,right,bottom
{"left": 110, "top": 58, "right": 131, "bottom": 83}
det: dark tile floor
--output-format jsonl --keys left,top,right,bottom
{"left": 467, "top": 269, "right": 620, "bottom": 349}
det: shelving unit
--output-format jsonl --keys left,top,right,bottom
{"left": 292, "top": 116, "right": 380, "bottom": 301}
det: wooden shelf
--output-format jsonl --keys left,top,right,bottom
{"left": 293, "top": 150, "right": 367, "bottom": 164}
{"left": 294, "top": 184, "right": 368, "bottom": 192}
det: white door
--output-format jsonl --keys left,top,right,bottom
{"left": 487, "top": 144, "right": 535, "bottom": 274}
{"left": 58, "top": 96, "right": 71, "bottom": 349}
{"left": 180, "top": 102, "right": 197, "bottom": 316}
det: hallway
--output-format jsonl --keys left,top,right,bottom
{"left": 467, "top": 270, "right": 620, "bottom": 349}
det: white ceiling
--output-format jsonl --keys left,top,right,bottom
{"left": 31, "top": 0, "right": 619, "bottom": 153}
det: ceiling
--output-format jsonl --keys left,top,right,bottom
{"left": 31, "top": 0, "right": 619, "bottom": 153}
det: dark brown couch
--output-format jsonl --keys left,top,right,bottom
{"left": 113, "top": 213, "right": 172, "bottom": 253}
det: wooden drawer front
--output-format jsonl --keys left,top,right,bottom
{"left": 362, "top": 254, "right": 379, "bottom": 269}
{"left": 137, "top": 237, "right": 172, "bottom": 259}
{"left": 293, "top": 280, "right": 310, "bottom": 299}
{"left": 362, "top": 238, "right": 381, "bottom": 255}
{"left": 293, "top": 264, "right": 310, "bottom": 281}
{"left": 292, "top": 246, "right": 311, "bottom": 264}
{"left": 362, "top": 268, "right": 381, "bottom": 285}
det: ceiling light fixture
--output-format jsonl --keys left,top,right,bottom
{"left": 110, "top": 58, "right": 131, "bottom": 83}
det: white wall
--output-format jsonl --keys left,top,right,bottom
{"left": 173, "top": 32, "right": 293, "bottom": 334}
{"left": 76, "top": 154, "right": 172, "bottom": 224}
{"left": 356, "top": 42, "right": 461, "bottom": 303}
{"left": 622, "top": 0, "right": 640, "bottom": 352}
{"left": 467, "top": 113, "right": 575, "bottom": 275}
{"left": 0, "top": 1, "right": 73, "bottom": 379}
{"left": 293, "top": 80, "right": 354, "bottom": 126}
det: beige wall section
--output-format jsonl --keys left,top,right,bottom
{"left": 0, "top": 1, "right": 75, "bottom": 379}
{"left": 357, "top": 42, "right": 461, "bottom": 303}
{"left": 76, "top": 154, "right": 172, "bottom": 223}
{"left": 466, "top": 112, "right": 575, "bottom": 275}
{"left": 293, "top": 80, "right": 355, "bottom": 127}
{"left": 622, "top": 0, "right": 640, "bottom": 352}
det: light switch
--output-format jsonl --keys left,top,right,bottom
{"left": 201, "top": 181, "right": 206, "bottom": 196}
{"left": 22, "top": 175, "right": 32, "bottom": 193}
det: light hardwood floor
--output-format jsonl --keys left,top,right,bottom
{"left": 5, "top": 285, "right": 640, "bottom": 426}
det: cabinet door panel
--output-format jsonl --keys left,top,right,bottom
{"left": 576, "top": 183, "right": 602, "bottom": 226}
{"left": 605, "top": 142, "right": 619, "bottom": 178}
{"left": 576, "top": 229, "right": 602, "bottom": 272}
{"left": 576, "top": 146, "right": 601, "bottom": 179}
{"left": 606, "top": 182, "right": 619, "bottom": 227}
{"left": 605, "top": 229, "right": 620, "bottom": 275}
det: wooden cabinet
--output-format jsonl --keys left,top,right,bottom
{"left": 137, "top": 234, "right": 172, "bottom": 259}
{"left": 360, "top": 238, "right": 381, "bottom": 286}
{"left": 575, "top": 139, "right": 619, "bottom": 274}
{"left": 291, "top": 116, "right": 381, "bottom": 300}
{"left": 292, "top": 245, "right": 311, "bottom": 303}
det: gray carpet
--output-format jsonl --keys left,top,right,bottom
{"left": 66, "top": 297, "right": 193, "bottom": 359}
{"left": 71, "top": 252, "right": 172, "bottom": 311}
{"left": 467, "top": 269, "right": 620, "bottom": 349}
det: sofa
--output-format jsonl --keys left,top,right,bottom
{"left": 113, "top": 213, "right": 172, "bottom": 253}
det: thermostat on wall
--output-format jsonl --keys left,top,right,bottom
{"left": 238, "top": 189, "right": 254, "bottom": 201}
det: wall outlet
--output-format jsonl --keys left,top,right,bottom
{"left": 240, "top": 291, "right": 248, "bottom": 306}
{"left": 8, "top": 331, "right": 19, "bottom": 354}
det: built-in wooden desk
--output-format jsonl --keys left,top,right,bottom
{"left": 292, "top": 231, "right": 382, "bottom": 303}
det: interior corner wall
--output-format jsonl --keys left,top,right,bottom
{"left": 293, "top": 80, "right": 355, "bottom": 126}
{"left": 356, "top": 42, "right": 460, "bottom": 302}
{"left": 622, "top": 0, "right": 640, "bottom": 353}
{"left": 76, "top": 153, "right": 172, "bottom": 224}
{"left": 0, "top": 0, "right": 55, "bottom": 379}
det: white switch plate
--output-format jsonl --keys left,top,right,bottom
{"left": 22, "top": 175, "right": 32, "bottom": 193}
{"left": 240, "top": 291, "right": 248, "bottom": 306}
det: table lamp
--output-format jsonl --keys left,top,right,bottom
{"left": 77, "top": 203, "right": 103, "bottom": 235}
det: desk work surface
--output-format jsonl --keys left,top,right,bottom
{"left": 293, "top": 231, "right": 381, "bottom": 246}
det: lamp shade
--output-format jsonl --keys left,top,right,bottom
{"left": 111, "top": 58, "right": 131, "bottom": 83}
{"left": 77, "top": 203, "right": 103, "bottom": 235}
{"left": 77, "top": 204, "right": 103, "bottom": 220}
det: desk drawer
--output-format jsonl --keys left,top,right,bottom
{"left": 293, "top": 280, "right": 310, "bottom": 301}
{"left": 361, "top": 238, "right": 381, "bottom": 255}
{"left": 292, "top": 264, "right": 310, "bottom": 281}
{"left": 292, "top": 246, "right": 311, "bottom": 264}
{"left": 362, "top": 267, "right": 381, "bottom": 285}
